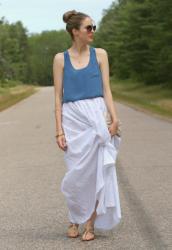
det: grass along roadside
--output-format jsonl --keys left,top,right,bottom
{"left": 111, "top": 77, "right": 172, "bottom": 122}
{"left": 0, "top": 84, "right": 41, "bottom": 112}
{"left": 1, "top": 79, "right": 172, "bottom": 123}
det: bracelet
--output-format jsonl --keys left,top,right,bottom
{"left": 55, "top": 132, "right": 64, "bottom": 138}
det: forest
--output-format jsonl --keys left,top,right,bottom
{"left": 0, "top": 0, "right": 172, "bottom": 87}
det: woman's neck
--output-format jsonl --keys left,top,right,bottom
{"left": 70, "top": 43, "right": 90, "bottom": 55}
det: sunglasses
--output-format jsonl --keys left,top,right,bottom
{"left": 83, "top": 24, "right": 96, "bottom": 33}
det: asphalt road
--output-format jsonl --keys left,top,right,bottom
{"left": 0, "top": 86, "right": 171, "bottom": 250}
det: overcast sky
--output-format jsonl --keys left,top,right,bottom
{"left": 0, "top": 0, "right": 115, "bottom": 35}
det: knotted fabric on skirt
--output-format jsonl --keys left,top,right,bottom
{"left": 61, "top": 96, "right": 122, "bottom": 230}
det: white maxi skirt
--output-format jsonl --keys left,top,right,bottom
{"left": 61, "top": 96, "right": 122, "bottom": 230}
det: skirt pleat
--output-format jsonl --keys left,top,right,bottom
{"left": 61, "top": 97, "right": 122, "bottom": 230}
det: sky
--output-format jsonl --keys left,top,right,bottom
{"left": 0, "top": 0, "right": 115, "bottom": 35}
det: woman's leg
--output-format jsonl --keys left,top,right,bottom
{"left": 86, "top": 200, "right": 99, "bottom": 227}
{"left": 81, "top": 200, "right": 99, "bottom": 240}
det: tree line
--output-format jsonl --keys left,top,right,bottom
{"left": 95, "top": 0, "right": 172, "bottom": 85}
{"left": 0, "top": 0, "right": 171, "bottom": 87}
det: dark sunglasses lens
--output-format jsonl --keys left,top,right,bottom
{"left": 87, "top": 25, "right": 92, "bottom": 32}
{"left": 87, "top": 25, "right": 96, "bottom": 32}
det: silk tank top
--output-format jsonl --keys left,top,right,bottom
{"left": 62, "top": 46, "right": 104, "bottom": 104}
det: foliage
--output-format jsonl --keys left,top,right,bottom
{"left": 0, "top": 0, "right": 172, "bottom": 86}
{"left": 94, "top": 0, "right": 172, "bottom": 85}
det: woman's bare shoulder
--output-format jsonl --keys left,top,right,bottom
{"left": 94, "top": 48, "right": 108, "bottom": 65}
{"left": 53, "top": 52, "right": 65, "bottom": 68}
{"left": 94, "top": 48, "right": 107, "bottom": 55}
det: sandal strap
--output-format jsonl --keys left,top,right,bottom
{"left": 67, "top": 223, "right": 79, "bottom": 237}
{"left": 83, "top": 227, "right": 94, "bottom": 233}
{"left": 82, "top": 228, "right": 95, "bottom": 240}
{"left": 68, "top": 223, "right": 79, "bottom": 228}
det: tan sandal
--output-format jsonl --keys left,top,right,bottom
{"left": 67, "top": 223, "right": 80, "bottom": 238}
{"left": 81, "top": 225, "right": 95, "bottom": 241}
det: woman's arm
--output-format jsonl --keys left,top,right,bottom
{"left": 53, "top": 52, "right": 64, "bottom": 136}
{"left": 97, "top": 48, "right": 118, "bottom": 123}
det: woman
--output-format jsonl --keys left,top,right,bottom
{"left": 53, "top": 10, "right": 122, "bottom": 241}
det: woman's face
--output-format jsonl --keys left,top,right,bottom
{"left": 73, "top": 17, "right": 96, "bottom": 43}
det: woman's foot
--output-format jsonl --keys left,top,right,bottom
{"left": 67, "top": 223, "right": 80, "bottom": 238}
{"left": 81, "top": 224, "right": 95, "bottom": 241}
{"left": 81, "top": 203, "right": 98, "bottom": 241}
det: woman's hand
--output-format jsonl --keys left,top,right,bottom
{"left": 56, "top": 134, "right": 68, "bottom": 151}
{"left": 108, "top": 120, "right": 119, "bottom": 137}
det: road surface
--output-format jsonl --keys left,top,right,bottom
{"left": 0, "top": 86, "right": 171, "bottom": 250}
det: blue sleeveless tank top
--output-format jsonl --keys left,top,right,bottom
{"left": 62, "top": 46, "right": 104, "bottom": 104}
